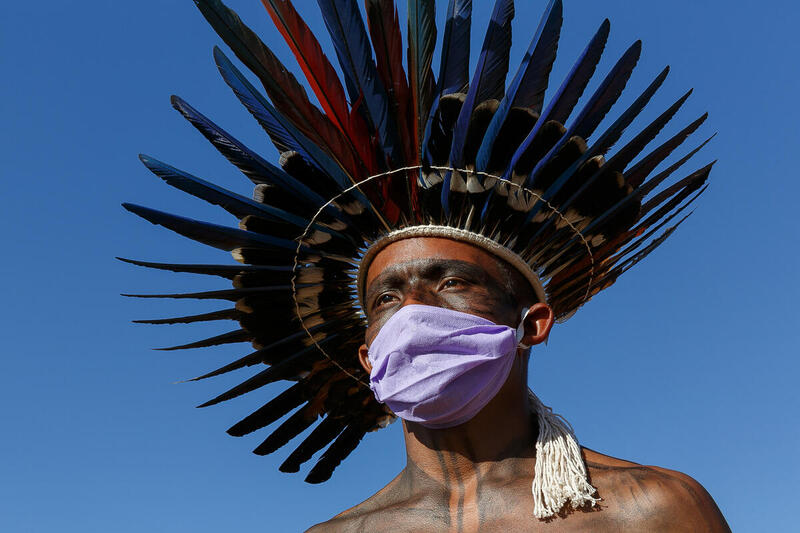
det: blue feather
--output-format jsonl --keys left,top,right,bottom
{"left": 408, "top": 0, "right": 438, "bottom": 160}
{"left": 170, "top": 95, "right": 335, "bottom": 215}
{"left": 522, "top": 39, "right": 642, "bottom": 194}
{"left": 520, "top": 67, "right": 673, "bottom": 243}
{"left": 475, "top": 0, "right": 562, "bottom": 172}
{"left": 315, "top": 0, "right": 397, "bottom": 160}
{"left": 420, "top": 95, "right": 440, "bottom": 167}
{"left": 122, "top": 203, "right": 301, "bottom": 253}
{"left": 546, "top": 19, "right": 610, "bottom": 126}
{"left": 602, "top": 88, "right": 692, "bottom": 173}
{"left": 443, "top": 0, "right": 514, "bottom": 212}
{"left": 626, "top": 115, "right": 709, "bottom": 188}
{"left": 583, "top": 66, "right": 670, "bottom": 160}
{"left": 137, "top": 154, "right": 350, "bottom": 244}
{"left": 498, "top": 39, "right": 641, "bottom": 231}
{"left": 437, "top": 0, "right": 472, "bottom": 96}
{"left": 530, "top": 64, "right": 669, "bottom": 206}
{"left": 566, "top": 40, "right": 642, "bottom": 142}
{"left": 213, "top": 47, "right": 360, "bottom": 198}
{"left": 524, "top": 84, "right": 697, "bottom": 250}
{"left": 499, "top": 19, "right": 609, "bottom": 181}
{"left": 636, "top": 130, "right": 714, "bottom": 195}
{"left": 478, "top": 19, "right": 609, "bottom": 224}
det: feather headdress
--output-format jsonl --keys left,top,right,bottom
{"left": 124, "top": 0, "right": 713, "bottom": 503}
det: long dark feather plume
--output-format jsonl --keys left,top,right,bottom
{"left": 628, "top": 188, "right": 707, "bottom": 255}
{"left": 538, "top": 158, "right": 701, "bottom": 278}
{"left": 261, "top": 0, "right": 377, "bottom": 175}
{"left": 279, "top": 415, "right": 348, "bottom": 473}
{"left": 519, "top": 39, "right": 641, "bottom": 212}
{"left": 215, "top": 47, "right": 390, "bottom": 230}
{"left": 139, "top": 154, "right": 305, "bottom": 224}
{"left": 519, "top": 66, "right": 673, "bottom": 238}
{"left": 547, "top": 19, "right": 610, "bottom": 125}
{"left": 538, "top": 151, "right": 705, "bottom": 280}
{"left": 555, "top": 213, "right": 691, "bottom": 310}
{"left": 550, "top": 184, "right": 706, "bottom": 306}
{"left": 636, "top": 134, "right": 715, "bottom": 196}
{"left": 627, "top": 117, "right": 711, "bottom": 188}
{"left": 442, "top": 0, "right": 514, "bottom": 213}
{"left": 117, "top": 257, "right": 291, "bottom": 278}
{"left": 133, "top": 309, "right": 239, "bottom": 325}
{"left": 190, "top": 322, "right": 348, "bottom": 382}
{"left": 566, "top": 40, "right": 642, "bottom": 142}
{"left": 170, "top": 95, "right": 339, "bottom": 218}
{"left": 122, "top": 286, "right": 292, "bottom": 302}
{"left": 305, "top": 422, "right": 368, "bottom": 483}
{"left": 171, "top": 96, "right": 287, "bottom": 186}
{"left": 602, "top": 87, "right": 692, "bottom": 173}
{"left": 366, "top": 0, "right": 413, "bottom": 163}
{"left": 193, "top": 0, "right": 356, "bottom": 168}
{"left": 138, "top": 154, "right": 357, "bottom": 253}
{"left": 584, "top": 66, "right": 671, "bottom": 160}
{"left": 227, "top": 381, "right": 310, "bottom": 435}
{"left": 437, "top": 0, "right": 472, "bottom": 96}
{"left": 475, "top": 0, "right": 562, "bottom": 172}
{"left": 640, "top": 162, "right": 714, "bottom": 216}
{"left": 599, "top": 207, "right": 698, "bottom": 291}
{"left": 122, "top": 203, "right": 302, "bottom": 254}
{"left": 448, "top": 0, "right": 514, "bottom": 168}
{"left": 408, "top": 0, "right": 437, "bottom": 162}
{"left": 156, "top": 329, "right": 252, "bottom": 351}
{"left": 232, "top": 363, "right": 340, "bottom": 438}
{"left": 253, "top": 406, "right": 319, "bottom": 455}
{"left": 560, "top": 187, "right": 704, "bottom": 295}
{"left": 316, "top": 0, "right": 398, "bottom": 161}
{"left": 478, "top": 19, "right": 609, "bottom": 223}
{"left": 213, "top": 48, "right": 356, "bottom": 192}
{"left": 501, "top": 18, "right": 609, "bottom": 173}
{"left": 546, "top": 182, "right": 709, "bottom": 296}
{"left": 197, "top": 343, "right": 327, "bottom": 407}
{"left": 261, "top": 0, "right": 349, "bottom": 136}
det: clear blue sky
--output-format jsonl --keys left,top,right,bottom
{"left": 1, "top": 1, "right": 797, "bottom": 531}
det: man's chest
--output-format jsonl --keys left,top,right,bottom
{"left": 358, "top": 489, "right": 622, "bottom": 533}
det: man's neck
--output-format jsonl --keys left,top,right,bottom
{"left": 400, "top": 361, "right": 537, "bottom": 492}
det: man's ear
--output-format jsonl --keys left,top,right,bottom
{"left": 358, "top": 344, "right": 373, "bottom": 374}
{"left": 520, "top": 303, "right": 554, "bottom": 347}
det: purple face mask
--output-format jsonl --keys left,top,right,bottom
{"left": 367, "top": 304, "right": 528, "bottom": 429}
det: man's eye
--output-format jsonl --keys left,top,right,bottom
{"left": 376, "top": 293, "right": 396, "bottom": 307}
{"left": 441, "top": 278, "right": 465, "bottom": 289}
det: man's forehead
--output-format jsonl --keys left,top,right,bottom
{"left": 364, "top": 237, "right": 504, "bottom": 288}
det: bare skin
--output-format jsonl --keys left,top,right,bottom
{"left": 308, "top": 237, "right": 729, "bottom": 532}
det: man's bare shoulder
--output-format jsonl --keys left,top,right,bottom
{"left": 583, "top": 448, "right": 730, "bottom": 532}
{"left": 307, "top": 449, "right": 729, "bottom": 532}
{"left": 305, "top": 472, "right": 430, "bottom": 533}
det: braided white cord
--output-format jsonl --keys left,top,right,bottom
{"left": 529, "top": 389, "right": 600, "bottom": 519}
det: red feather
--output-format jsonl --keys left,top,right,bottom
{"left": 261, "top": 0, "right": 379, "bottom": 179}
{"left": 197, "top": 0, "right": 370, "bottom": 181}
{"left": 366, "top": 0, "right": 420, "bottom": 218}
{"left": 365, "top": 0, "right": 413, "bottom": 164}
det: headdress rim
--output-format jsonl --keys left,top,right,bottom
{"left": 356, "top": 225, "right": 548, "bottom": 311}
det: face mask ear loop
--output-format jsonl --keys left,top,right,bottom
{"left": 516, "top": 308, "right": 531, "bottom": 350}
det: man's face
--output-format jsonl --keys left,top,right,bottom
{"left": 362, "top": 237, "right": 523, "bottom": 346}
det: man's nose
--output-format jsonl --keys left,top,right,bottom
{"left": 400, "top": 286, "right": 439, "bottom": 308}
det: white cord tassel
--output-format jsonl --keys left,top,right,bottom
{"left": 528, "top": 389, "right": 600, "bottom": 519}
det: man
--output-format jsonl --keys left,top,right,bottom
{"left": 309, "top": 236, "right": 729, "bottom": 531}
{"left": 125, "top": 0, "right": 728, "bottom": 530}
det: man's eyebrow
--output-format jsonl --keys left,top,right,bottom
{"left": 365, "top": 258, "right": 493, "bottom": 298}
